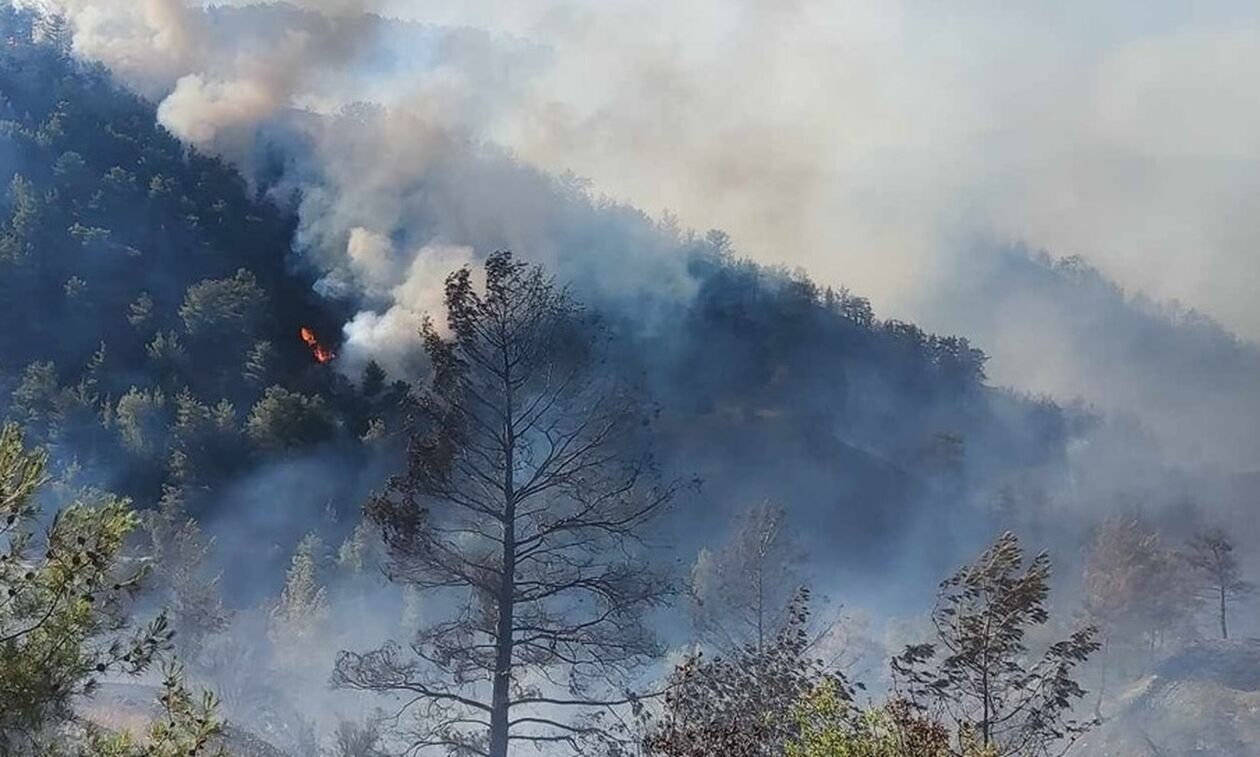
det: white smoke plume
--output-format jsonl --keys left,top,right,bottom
{"left": 340, "top": 241, "right": 476, "bottom": 377}
{"left": 28, "top": 0, "right": 386, "bottom": 145}
{"left": 24, "top": 0, "right": 1260, "bottom": 465}
{"left": 29, "top": 1, "right": 1260, "bottom": 339}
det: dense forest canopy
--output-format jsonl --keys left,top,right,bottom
{"left": 0, "top": 4, "right": 1070, "bottom": 565}
{"left": 0, "top": 4, "right": 1256, "bottom": 756}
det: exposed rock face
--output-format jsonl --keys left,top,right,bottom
{"left": 1073, "top": 639, "right": 1260, "bottom": 757}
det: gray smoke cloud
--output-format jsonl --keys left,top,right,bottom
{"left": 33, "top": 1, "right": 1260, "bottom": 326}
{"left": 25, "top": 0, "right": 387, "bottom": 144}
{"left": 27, "top": 0, "right": 1260, "bottom": 467}
{"left": 354, "top": 0, "right": 1260, "bottom": 341}
{"left": 15, "top": 6, "right": 1260, "bottom": 749}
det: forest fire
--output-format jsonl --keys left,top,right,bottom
{"left": 299, "top": 326, "right": 336, "bottom": 364}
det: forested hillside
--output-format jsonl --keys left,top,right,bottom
{"left": 0, "top": 5, "right": 1074, "bottom": 572}
{"left": 0, "top": 7, "right": 397, "bottom": 516}
{"left": 6, "top": 6, "right": 1252, "bottom": 757}
{"left": 931, "top": 245, "right": 1260, "bottom": 470}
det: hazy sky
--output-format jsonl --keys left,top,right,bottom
{"left": 358, "top": 0, "right": 1260, "bottom": 339}
{"left": 48, "top": 0, "right": 1260, "bottom": 340}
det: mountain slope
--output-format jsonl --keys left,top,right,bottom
{"left": 930, "top": 246, "right": 1260, "bottom": 470}
{"left": 1072, "top": 639, "right": 1260, "bottom": 757}
{"left": 0, "top": 6, "right": 1076, "bottom": 585}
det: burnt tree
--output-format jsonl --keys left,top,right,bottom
{"left": 335, "top": 252, "right": 678, "bottom": 757}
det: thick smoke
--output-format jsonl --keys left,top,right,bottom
{"left": 29, "top": 0, "right": 387, "bottom": 145}
{"left": 29, "top": 1, "right": 1260, "bottom": 469}
{"left": 291, "top": 0, "right": 1260, "bottom": 341}
{"left": 14, "top": 3, "right": 1260, "bottom": 751}
{"left": 25, "top": 0, "right": 1258, "bottom": 576}
{"left": 338, "top": 240, "right": 474, "bottom": 376}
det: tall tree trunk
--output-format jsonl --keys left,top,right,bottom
{"left": 489, "top": 380, "right": 517, "bottom": 757}
{"left": 1220, "top": 583, "right": 1229, "bottom": 640}
{"left": 755, "top": 558, "right": 765, "bottom": 654}
{"left": 489, "top": 523, "right": 516, "bottom": 757}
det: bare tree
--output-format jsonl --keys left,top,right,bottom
{"left": 334, "top": 252, "right": 679, "bottom": 757}
{"left": 1184, "top": 528, "right": 1254, "bottom": 640}
{"left": 688, "top": 501, "right": 804, "bottom": 654}
{"left": 893, "top": 532, "right": 1099, "bottom": 757}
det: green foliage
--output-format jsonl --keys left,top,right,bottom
{"left": 689, "top": 501, "right": 804, "bottom": 654}
{"left": 11, "top": 361, "right": 61, "bottom": 438}
{"left": 168, "top": 392, "right": 239, "bottom": 485}
{"left": 335, "top": 520, "right": 379, "bottom": 574}
{"left": 141, "top": 487, "right": 232, "bottom": 664}
{"left": 359, "top": 361, "right": 386, "bottom": 399}
{"left": 53, "top": 151, "right": 86, "bottom": 179}
{"left": 179, "top": 269, "right": 267, "bottom": 338}
{"left": 1083, "top": 516, "right": 1199, "bottom": 657}
{"left": 64, "top": 274, "right": 89, "bottom": 298}
{"left": 81, "top": 664, "right": 226, "bottom": 757}
{"left": 787, "top": 683, "right": 959, "bottom": 757}
{"left": 269, "top": 532, "right": 328, "bottom": 667}
{"left": 144, "top": 332, "right": 186, "bottom": 375}
{"left": 1183, "top": 527, "right": 1254, "bottom": 640}
{"left": 8, "top": 174, "right": 44, "bottom": 246}
{"left": 115, "top": 388, "right": 170, "bottom": 459}
{"left": 893, "top": 532, "right": 1098, "bottom": 756}
{"left": 242, "top": 341, "right": 273, "bottom": 387}
{"left": 101, "top": 167, "right": 136, "bottom": 193}
{"left": 126, "top": 293, "right": 153, "bottom": 330}
{"left": 0, "top": 423, "right": 172, "bottom": 752}
{"left": 647, "top": 589, "right": 847, "bottom": 757}
{"left": 0, "top": 7, "right": 363, "bottom": 505}
{"left": 68, "top": 224, "right": 110, "bottom": 248}
{"left": 245, "top": 386, "right": 337, "bottom": 453}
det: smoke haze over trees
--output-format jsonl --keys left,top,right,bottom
{"left": 0, "top": 2, "right": 1256, "bottom": 755}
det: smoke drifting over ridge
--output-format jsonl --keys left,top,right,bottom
{"left": 311, "top": 0, "right": 1260, "bottom": 340}
{"left": 24, "top": 0, "right": 1260, "bottom": 466}
{"left": 25, "top": 7, "right": 1258, "bottom": 317}
{"left": 5, "top": 8, "right": 1260, "bottom": 752}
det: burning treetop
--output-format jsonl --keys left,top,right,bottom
{"left": 300, "top": 327, "right": 335, "bottom": 364}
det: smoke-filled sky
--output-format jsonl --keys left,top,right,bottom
{"left": 31, "top": 0, "right": 1260, "bottom": 343}
{"left": 363, "top": 0, "right": 1260, "bottom": 339}
{"left": 367, "top": 0, "right": 1260, "bottom": 342}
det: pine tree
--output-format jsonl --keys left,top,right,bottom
{"left": 269, "top": 532, "right": 329, "bottom": 665}
{"left": 335, "top": 252, "right": 679, "bottom": 757}
{"left": 143, "top": 486, "right": 232, "bottom": 664}
{"left": 689, "top": 501, "right": 805, "bottom": 654}
{"left": 1184, "top": 528, "right": 1254, "bottom": 640}
{"left": 0, "top": 423, "right": 173, "bottom": 752}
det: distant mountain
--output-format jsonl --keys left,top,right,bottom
{"left": 929, "top": 247, "right": 1260, "bottom": 471}
{"left": 0, "top": 6, "right": 1083, "bottom": 589}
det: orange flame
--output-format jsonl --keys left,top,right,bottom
{"left": 300, "top": 327, "right": 335, "bottom": 364}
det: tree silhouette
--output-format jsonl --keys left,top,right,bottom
{"left": 335, "top": 252, "right": 679, "bottom": 757}
{"left": 893, "top": 532, "right": 1098, "bottom": 756}
{"left": 1184, "top": 528, "right": 1254, "bottom": 640}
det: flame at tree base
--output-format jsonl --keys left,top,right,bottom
{"left": 300, "top": 327, "right": 336, "bottom": 364}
